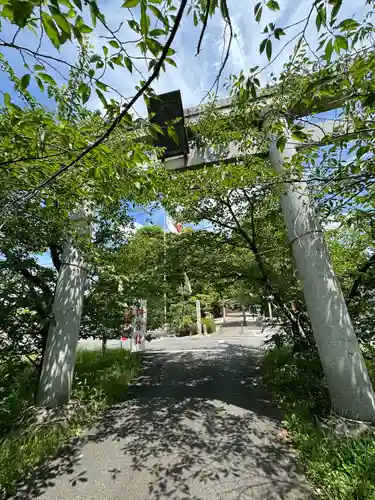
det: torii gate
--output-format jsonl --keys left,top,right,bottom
{"left": 147, "top": 89, "right": 375, "bottom": 422}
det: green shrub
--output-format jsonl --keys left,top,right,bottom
{"left": 361, "top": 344, "right": 375, "bottom": 386}
{"left": 0, "top": 349, "right": 139, "bottom": 496}
{"left": 263, "top": 346, "right": 375, "bottom": 500}
{"left": 180, "top": 315, "right": 193, "bottom": 326}
{"left": 74, "top": 349, "right": 139, "bottom": 404}
{"left": 202, "top": 317, "right": 216, "bottom": 333}
{"left": 178, "top": 317, "right": 216, "bottom": 336}
{"left": 0, "top": 358, "right": 38, "bottom": 437}
{"left": 263, "top": 346, "right": 330, "bottom": 416}
{"left": 178, "top": 323, "right": 198, "bottom": 336}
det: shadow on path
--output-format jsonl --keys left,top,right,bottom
{"left": 11, "top": 345, "right": 312, "bottom": 500}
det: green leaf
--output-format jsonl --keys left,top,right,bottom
{"left": 33, "top": 64, "right": 45, "bottom": 71}
{"left": 75, "top": 15, "right": 92, "bottom": 33}
{"left": 128, "top": 19, "right": 140, "bottom": 33}
{"left": 59, "top": 30, "right": 70, "bottom": 44}
{"left": 72, "top": 24, "right": 83, "bottom": 44}
{"left": 35, "top": 76, "right": 44, "bottom": 92}
{"left": 150, "top": 122, "right": 163, "bottom": 135}
{"left": 111, "top": 55, "right": 123, "bottom": 66}
{"left": 315, "top": 11, "right": 322, "bottom": 32}
{"left": 193, "top": 11, "right": 198, "bottom": 26}
{"left": 266, "top": 0, "right": 279, "bottom": 11}
{"left": 20, "top": 73, "right": 30, "bottom": 90}
{"left": 334, "top": 35, "right": 348, "bottom": 53}
{"left": 165, "top": 57, "right": 177, "bottom": 67}
{"left": 259, "top": 38, "right": 267, "bottom": 54}
{"left": 219, "top": 0, "right": 229, "bottom": 19}
{"left": 356, "top": 145, "right": 369, "bottom": 159}
{"left": 72, "top": 0, "right": 82, "bottom": 10}
{"left": 49, "top": 7, "right": 71, "bottom": 37}
{"left": 266, "top": 39, "right": 272, "bottom": 61}
{"left": 41, "top": 12, "right": 60, "bottom": 49}
{"left": 316, "top": 6, "right": 326, "bottom": 31}
{"left": 4, "top": 93, "right": 11, "bottom": 107}
{"left": 137, "top": 40, "right": 147, "bottom": 54}
{"left": 124, "top": 56, "right": 133, "bottom": 73}
{"left": 109, "top": 40, "right": 120, "bottom": 49}
{"left": 254, "top": 2, "right": 261, "bottom": 16}
{"left": 123, "top": 112, "right": 133, "bottom": 125}
{"left": 38, "top": 73, "right": 57, "bottom": 86}
{"left": 59, "top": 0, "right": 74, "bottom": 8}
{"left": 324, "top": 39, "right": 333, "bottom": 62}
{"left": 1, "top": 5, "right": 14, "bottom": 23}
{"left": 89, "top": 0, "right": 100, "bottom": 27}
{"left": 8, "top": 0, "right": 33, "bottom": 27}
{"left": 255, "top": 6, "right": 262, "bottom": 23}
{"left": 276, "top": 135, "right": 286, "bottom": 152}
{"left": 78, "top": 82, "right": 91, "bottom": 104}
{"left": 149, "top": 5, "right": 164, "bottom": 23}
{"left": 91, "top": 54, "right": 101, "bottom": 63}
{"left": 149, "top": 28, "right": 165, "bottom": 37}
{"left": 338, "top": 19, "right": 360, "bottom": 32}
{"left": 96, "top": 89, "right": 107, "bottom": 108}
{"left": 167, "top": 126, "right": 179, "bottom": 145}
{"left": 274, "top": 28, "right": 285, "bottom": 40}
{"left": 247, "top": 79, "right": 257, "bottom": 99}
{"left": 122, "top": 0, "right": 139, "bottom": 6}
{"left": 149, "top": 0, "right": 162, "bottom": 3}
{"left": 330, "top": 0, "right": 343, "bottom": 23}
{"left": 140, "top": 3, "right": 150, "bottom": 35}
{"left": 103, "top": 45, "right": 108, "bottom": 57}
{"left": 148, "top": 59, "right": 156, "bottom": 71}
{"left": 291, "top": 129, "right": 307, "bottom": 141}
{"left": 96, "top": 81, "right": 108, "bottom": 91}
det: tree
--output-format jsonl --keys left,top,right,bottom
{"left": 0, "top": 42, "right": 165, "bottom": 405}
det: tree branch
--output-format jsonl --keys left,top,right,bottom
{"left": 49, "top": 244, "right": 62, "bottom": 272}
{"left": 0, "top": 152, "right": 65, "bottom": 168}
{"left": 200, "top": 0, "right": 233, "bottom": 103}
{"left": 0, "top": 41, "right": 134, "bottom": 109}
{"left": 349, "top": 253, "right": 375, "bottom": 300}
{"left": 2, "top": 251, "right": 52, "bottom": 300}
{"left": 196, "top": 0, "right": 211, "bottom": 56}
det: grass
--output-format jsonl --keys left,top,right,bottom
{"left": 0, "top": 349, "right": 140, "bottom": 497}
{"left": 263, "top": 346, "right": 375, "bottom": 500}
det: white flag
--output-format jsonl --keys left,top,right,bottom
{"left": 165, "top": 215, "right": 182, "bottom": 234}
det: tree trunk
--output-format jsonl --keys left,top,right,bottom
{"left": 222, "top": 304, "right": 226, "bottom": 323}
{"left": 241, "top": 304, "right": 247, "bottom": 326}
{"left": 102, "top": 336, "right": 107, "bottom": 357}
{"left": 196, "top": 299, "right": 201, "bottom": 335}
{"left": 266, "top": 122, "right": 375, "bottom": 422}
{"left": 36, "top": 209, "right": 90, "bottom": 408}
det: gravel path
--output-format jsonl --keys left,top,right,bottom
{"left": 12, "top": 340, "right": 313, "bottom": 500}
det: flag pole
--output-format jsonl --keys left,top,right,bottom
{"left": 163, "top": 210, "right": 167, "bottom": 335}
